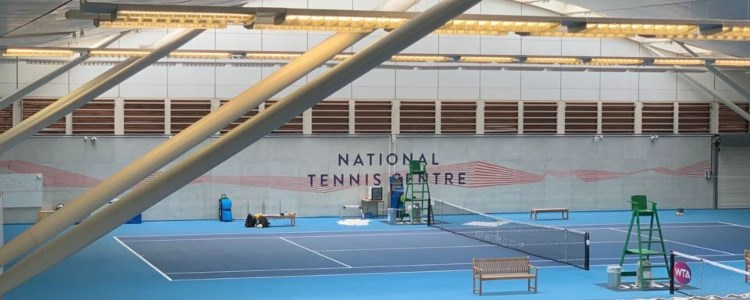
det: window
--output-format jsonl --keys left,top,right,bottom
{"left": 354, "top": 100, "right": 391, "bottom": 134}
{"left": 312, "top": 100, "right": 349, "bottom": 134}
{"left": 400, "top": 101, "right": 435, "bottom": 134}
{"left": 170, "top": 100, "right": 211, "bottom": 134}
{"left": 523, "top": 102, "right": 557, "bottom": 134}
{"left": 441, "top": 101, "right": 476, "bottom": 134}
{"left": 0, "top": 105, "right": 12, "bottom": 134}
{"left": 565, "top": 102, "right": 597, "bottom": 134}
{"left": 72, "top": 99, "right": 114, "bottom": 135}
{"left": 678, "top": 103, "right": 710, "bottom": 133}
{"left": 642, "top": 102, "right": 674, "bottom": 134}
{"left": 602, "top": 102, "right": 634, "bottom": 134}
{"left": 484, "top": 101, "right": 518, "bottom": 134}
{"left": 124, "top": 99, "right": 165, "bottom": 135}
{"left": 23, "top": 99, "right": 65, "bottom": 135}
{"left": 719, "top": 102, "right": 749, "bottom": 133}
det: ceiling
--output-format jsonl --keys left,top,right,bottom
{"left": 2, "top": 0, "right": 750, "bottom": 56}
{"left": 0, "top": 0, "right": 246, "bottom": 47}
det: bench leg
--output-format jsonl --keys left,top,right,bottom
{"left": 479, "top": 277, "right": 483, "bottom": 295}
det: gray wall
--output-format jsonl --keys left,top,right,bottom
{"left": 0, "top": 135, "right": 712, "bottom": 223}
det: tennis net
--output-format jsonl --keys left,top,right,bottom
{"left": 428, "top": 198, "right": 589, "bottom": 270}
{"left": 670, "top": 251, "right": 750, "bottom": 298}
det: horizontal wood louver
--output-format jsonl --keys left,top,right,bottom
{"left": 642, "top": 102, "right": 674, "bottom": 134}
{"left": 72, "top": 99, "right": 114, "bottom": 135}
{"left": 565, "top": 102, "right": 597, "bottom": 134}
{"left": 0, "top": 105, "right": 12, "bottom": 134}
{"left": 124, "top": 99, "right": 165, "bottom": 135}
{"left": 23, "top": 98, "right": 65, "bottom": 135}
{"left": 719, "top": 102, "right": 749, "bottom": 133}
{"left": 312, "top": 100, "right": 349, "bottom": 134}
{"left": 170, "top": 100, "right": 211, "bottom": 134}
{"left": 602, "top": 102, "right": 634, "bottom": 134}
{"left": 354, "top": 100, "right": 391, "bottom": 134}
{"left": 219, "top": 99, "right": 259, "bottom": 134}
{"left": 484, "top": 102, "right": 518, "bottom": 134}
{"left": 441, "top": 101, "right": 476, "bottom": 134}
{"left": 265, "top": 100, "right": 303, "bottom": 134}
{"left": 400, "top": 100, "right": 435, "bottom": 134}
{"left": 523, "top": 102, "right": 557, "bottom": 134}
{"left": 678, "top": 103, "right": 710, "bottom": 133}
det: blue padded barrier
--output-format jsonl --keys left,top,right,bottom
{"left": 219, "top": 194, "right": 233, "bottom": 222}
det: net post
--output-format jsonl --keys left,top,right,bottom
{"left": 426, "top": 198, "right": 433, "bottom": 226}
{"left": 584, "top": 232, "right": 590, "bottom": 270}
{"left": 669, "top": 251, "right": 675, "bottom": 294}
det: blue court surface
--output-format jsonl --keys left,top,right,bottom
{"left": 4, "top": 209, "right": 750, "bottom": 300}
{"left": 117, "top": 221, "right": 748, "bottom": 281}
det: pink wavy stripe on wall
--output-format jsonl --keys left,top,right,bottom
{"left": 199, "top": 175, "right": 354, "bottom": 193}
{"left": 0, "top": 159, "right": 710, "bottom": 192}
{"left": 0, "top": 160, "right": 102, "bottom": 187}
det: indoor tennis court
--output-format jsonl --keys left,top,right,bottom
{"left": 1, "top": 1, "right": 750, "bottom": 300}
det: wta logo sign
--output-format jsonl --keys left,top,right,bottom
{"left": 673, "top": 261, "right": 692, "bottom": 284}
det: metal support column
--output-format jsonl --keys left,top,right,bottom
{"left": 0, "top": 0, "right": 480, "bottom": 294}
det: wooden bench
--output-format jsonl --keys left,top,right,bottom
{"left": 530, "top": 208, "right": 569, "bottom": 220}
{"left": 472, "top": 257, "right": 538, "bottom": 295}
{"left": 745, "top": 249, "right": 749, "bottom": 283}
{"left": 261, "top": 212, "right": 296, "bottom": 226}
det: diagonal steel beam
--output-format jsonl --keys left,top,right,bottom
{"left": 0, "top": 0, "right": 418, "bottom": 270}
{"left": 705, "top": 64, "right": 750, "bottom": 106}
{"left": 0, "top": 29, "right": 204, "bottom": 155}
{"left": 0, "top": 31, "right": 131, "bottom": 111}
{"left": 0, "top": 0, "right": 481, "bottom": 293}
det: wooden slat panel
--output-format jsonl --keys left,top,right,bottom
{"left": 312, "top": 100, "right": 348, "bottom": 134}
{"left": 355, "top": 100, "right": 391, "bottom": 134}
{"left": 72, "top": 99, "right": 114, "bottom": 135}
{"left": 170, "top": 99, "right": 211, "bottom": 134}
{"left": 484, "top": 102, "right": 518, "bottom": 134}
{"left": 0, "top": 105, "right": 12, "bottom": 134}
{"left": 219, "top": 99, "right": 259, "bottom": 134}
{"left": 642, "top": 102, "right": 674, "bottom": 133}
{"left": 719, "top": 103, "right": 749, "bottom": 133}
{"left": 125, "top": 99, "right": 165, "bottom": 135}
{"left": 678, "top": 103, "right": 710, "bottom": 133}
{"left": 23, "top": 98, "right": 65, "bottom": 135}
{"left": 602, "top": 102, "right": 634, "bottom": 134}
{"left": 441, "top": 101, "right": 476, "bottom": 134}
{"left": 524, "top": 102, "right": 557, "bottom": 133}
{"left": 400, "top": 100, "right": 435, "bottom": 134}
{"left": 266, "top": 100, "right": 303, "bottom": 134}
{"left": 565, "top": 102, "right": 597, "bottom": 133}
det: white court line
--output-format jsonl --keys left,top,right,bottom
{"left": 561, "top": 222, "right": 725, "bottom": 228}
{"left": 583, "top": 224, "right": 736, "bottom": 230}
{"left": 170, "top": 269, "right": 468, "bottom": 282}
{"left": 608, "top": 228, "right": 735, "bottom": 255}
{"left": 717, "top": 221, "right": 750, "bottom": 229}
{"left": 279, "top": 237, "right": 352, "bottom": 268}
{"left": 113, "top": 237, "right": 172, "bottom": 281}
{"left": 115, "top": 228, "right": 434, "bottom": 238}
{"left": 119, "top": 231, "right": 449, "bottom": 243}
{"left": 319, "top": 244, "right": 495, "bottom": 252}
{"left": 123, "top": 236, "right": 280, "bottom": 242}
{"left": 170, "top": 257, "right": 750, "bottom": 281}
